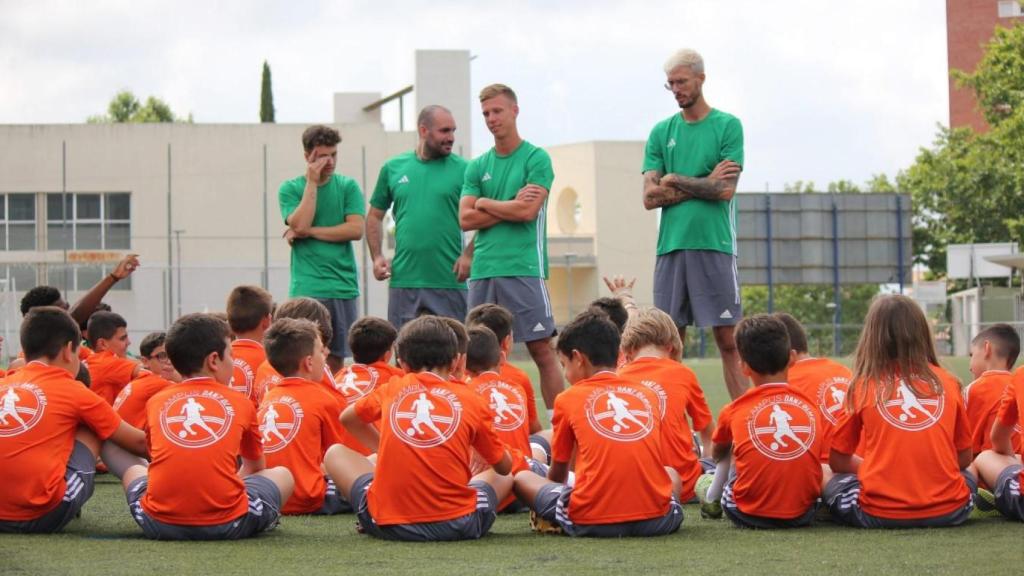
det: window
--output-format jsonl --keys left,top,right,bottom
{"left": 0, "top": 194, "right": 38, "bottom": 251}
{"left": 46, "top": 192, "right": 130, "bottom": 250}
{"left": 999, "top": 1, "right": 1023, "bottom": 18}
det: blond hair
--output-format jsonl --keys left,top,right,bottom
{"left": 479, "top": 84, "right": 517, "bottom": 103}
{"left": 663, "top": 49, "right": 704, "bottom": 75}
{"left": 846, "top": 295, "right": 944, "bottom": 411}
{"left": 621, "top": 307, "right": 683, "bottom": 362}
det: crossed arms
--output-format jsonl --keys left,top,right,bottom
{"left": 459, "top": 184, "right": 549, "bottom": 231}
{"left": 642, "top": 160, "right": 741, "bottom": 211}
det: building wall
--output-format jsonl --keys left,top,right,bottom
{"left": 947, "top": 0, "right": 1024, "bottom": 131}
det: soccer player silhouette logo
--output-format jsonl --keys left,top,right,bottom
{"left": 477, "top": 380, "right": 526, "bottom": 432}
{"left": 258, "top": 397, "right": 302, "bottom": 453}
{"left": 230, "top": 358, "right": 255, "bottom": 398}
{"left": 336, "top": 364, "right": 379, "bottom": 403}
{"left": 748, "top": 396, "right": 816, "bottom": 460}
{"left": 389, "top": 387, "right": 461, "bottom": 448}
{"left": 0, "top": 384, "right": 44, "bottom": 437}
{"left": 113, "top": 383, "right": 133, "bottom": 411}
{"left": 817, "top": 376, "right": 850, "bottom": 425}
{"left": 877, "top": 379, "right": 943, "bottom": 431}
{"left": 585, "top": 387, "right": 655, "bottom": 441}
{"left": 159, "top": 391, "right": 235, "bottom": 448}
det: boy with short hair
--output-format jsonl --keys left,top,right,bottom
{"left": 113, "top": 332, "right": 181, "bottom": 430}
{"left": 227, "top": 286, "right": 274, "bottom": 405}
{"left": 335, "top": 316, "right": 404, "bottom": 405}
{"left": 972, "top": 372, "right": 1024, "bottom": 522}
{"left": 118, "top": 313, "right": 294, "bottom": 540}
{"left": 966, "top": 324, "right": 1021, "bottom": 454}
{"left": 254, "top": 298, "right": 342, "bottom": 405}
{"left": 260, "top": 318, "right": 350, "bottom": 515}
{"left": 774, "top": 312, "right": 852, "bottom": 462}
{"left": 710, "top": 314, "right": 822, "bottom": 528}
{"left": 441, "top": 316, "right": 469, "bottom": 381}
{"left": 589, "top": 297, "right": 629, "bottom": 334}
{"left": 0, "top": 307, "right": 147, "bottom": 533}
{"left": 86, "top": 311, "right": 143, "bottom": 405}
{"left": 328, "top": 315, "right": 513, "bottom": 541}
{"left": 513, "top": 311, "right": 683, "bottom": 537}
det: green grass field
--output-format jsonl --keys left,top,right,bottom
{"left": 2, "top": 356, "right": 1022, "bottom": 576}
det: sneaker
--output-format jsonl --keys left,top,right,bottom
{"left": 700, "top": 500, "right": 723, "bottom": 520}
{"left": 529, "top": 510, "right": 563, "bottom": 534}
{"left": 971, "top": 488, "right": 1001, "bottom": 519}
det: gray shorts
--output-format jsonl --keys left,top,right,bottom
{"left": 721, "top": 477, "right": 816, "bottom": 529}
{"left": 823, "top": 471, "right": 976, "bottom": 528}
{"left": 529, "top": 433, "right": 552, "bottom": 465}
{"left": 468, "top": 277, "right": 555, "bottom": 342}
{"left": 534, "top": 483, "right": 683, "bottom": 537}
{"left": 654, "top": 249, "right": 741, "bottom": 328}
{"left": 352, "top": 473, "right": 498, "bottom": 541}
{"left": 0, "top": 441, "right": 95, "bottom": 534}
{"left": 993, "top": 464, "right": 1024, "bottom": 522}
{"left": 316, "top": 297, "right": 358, "bottom": 358}
{"left": 127, "top": 475, "right": 282, "bottom": 540}
{"left": 388, "top": 287, "right": 468, "bottom": 329}
{"left": 313, "top": 478, "right": 352, "bottom": 515}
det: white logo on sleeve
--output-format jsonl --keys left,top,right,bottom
{"left": 258, "top": 396, "right": 303, "bottom": 453}
{"left": 397, "top": 175, "right": 409, "bottom": 184}
{"left": 0, "top": 384, "right": 45, "bottom": 437}
{"left": 159, "top": 391, "right": 235, "bottom": 448}
{"left": 389, "top": 386, "right": 462, "bottom": 448}
{"left": 481, "top": 172, "right": 492, "bottom": 182}
{"left": 585, "top": 386, "right": 655, "bottom": 441}
{"left": 876, "top": 380, "right": 942, "bottom": 431}
{"left": 748, "top": 394, "right": 816, "bottom": 461}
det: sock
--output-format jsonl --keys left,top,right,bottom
{"left": 706, "top": 456, "right": 731, "bottom": 502}
{"left": 100, "top": 443, "right": 148, "bottom": 479}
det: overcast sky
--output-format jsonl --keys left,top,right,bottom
{"left": 0, "top": 0, "right": 951, "bottom": 190}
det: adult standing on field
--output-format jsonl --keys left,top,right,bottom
{"left": 642, "top": 49, "right": 747, "bottom": 400}
{"left": 459, "top": 84, "right": 562, "bottom": 411}
{"left": 366, "top": 105, "right": 471, "bottom": 329}
{"left": 280, "top": 125, "right": 366, "bottom": 374}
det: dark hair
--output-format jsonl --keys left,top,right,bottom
{"left": 735, "top": 314, "right": 792, "bottom": 376}
{"left": 556, "top": 310, "right": 620, "bottom": 368}
{"left": 589, "top": 297, "right": 629, "bottom": 334}
{"left": 441, "top": 317, "right": 469, "bottom": 354}
{"left": 466, "top": 303, "right": 513, "bottom": 343}
{"left": 348, "top": 316, "right": 397, "bottom": 364}
{"left": 226, "top": 285, "right": 274, "bottom": 334}
{"left": 773, "top": 312, "right": 809, "bottom": 354}
{"left": 396, "top": 316, "right": 458, "bottom": 372}
{"left": 301, "top": 125, "right": 341, "bottom": 153}
{"left": 80, "top": 302, "right": 113, "bottom": 333}
{"left": 466, "top": 326, "right": 501, "bottom": 374}
{"left": 87, "top": 311, "right": 127, "bottom": 343}
{"left": 165, "top": 313, "right": 231, "bottom": 377}
{"left": 75, "top": 363, "right": 91, "bottom": 387}
{"left": 21, "top": 306, "right": 81, "bottom": 361}
{"left": 20, "top": 286, "right": 63, "bottom": 316}
{"left": 973, "top": 323, "right": 1021, "bottom": 368}
{"left": 265, "top": 318, "right": 320, "bottom": 378}
{"left": 139, "top": 332, "right": 167, "bottom": 358}
{"left": 274, "top": 298, "right": 333, "bottom": 347}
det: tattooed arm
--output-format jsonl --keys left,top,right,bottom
{"left": 661, "top": 160, "right": 742, "bottom": 202}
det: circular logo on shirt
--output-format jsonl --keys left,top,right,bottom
{"left": 638, "top": 379, "right": 668, "bottom": 421}
{"left": 876, "top": 379, "right": 944, "bottom": 432}
{"left": 816, "top": 376, "right": 851, "bottom": 425}
{"left": 113, "top": 383, "right": 132, "bottom": 411}
{"left": 389, "top": 386, "right": 462, "bottom": 448}
{"left": 336, "top": 364, "right": 379, "bottom": 403}
{"left": 748, "top": 394, "right": 817, "bottom": 461}
{"left": 476, "top": 379, "right": 526, "bottom": 432}
{"left": 230, "top": 359, "right": 255, "bottom": 398}
{"left": 0, "top": 383, "right": 46, "bottom": 437}
{"left": 585, "top": 386, "right": 655, "bottom": 442}
{"left": 159, "top": 390, "right": 235, "bottom": 449}
{"left": 258, "top": 395, "right": 303, "bottom": 453}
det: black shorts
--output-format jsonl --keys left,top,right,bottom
{"left": 0, "top": 441, "right": 96, "bottom": 534}
{"left": 534, "top": 483, "right": 683, "bottom": 537}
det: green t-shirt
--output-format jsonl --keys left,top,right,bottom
{"left": 279, "top": 173, "right": 366, "bottom": 299}
{"left": 369, "top": 151, "right": 468, "bottom": 290}
{"left": 642, "top": 109, "right": 744, "bottom": 256}
{"left": 461, "top": 141, "right": 554, "bottom": 280}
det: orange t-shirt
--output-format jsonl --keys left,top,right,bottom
{"left": 551, "top": 371, "right": 673, "bottom": 525}
{"left": 618, "top": 356, "right": 711, "bottom": 501}
{"left": 140, "top": 377, "right": 262, "bottom": 526}
{"left": 334, "top": 361, "right": 405, "bottom": 405}
{"left": 229, "top": 339, "right": 265, "bottom": 407}
{"left": 0, "top": 362, "right": 122, "bottom": 521}
{"left": 259, "top": 377, "right": 346, "bottom": 514}
{"left": 787, "top": 357, "right": 853, "bottom": 461}
{"left": 353, "top": 371, "right": 507, "bottom": 525}
{"left": 996, "top": 377, "right": 1024, "bottom": 486}
{"left": 500, "top": 362, "right": 538, "bottom": 429}
{"left": 470, "top": 370, "right": 532, "bottom": 510}
{"left": 113, "top": 372, "right": 172, "bottom": 430}
{"left": 831, "top": 367, "right": 971, "bottom": 520}
{"left": 713, "top": 383, "right": 822, "bottom": 519}
{"left": 87, "top": 350, "right": 139, "bottom": 405}
{"left": 964, "top": 370, "right": 1016, "bottom": 454}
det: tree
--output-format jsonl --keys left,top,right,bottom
{"left": 260, "top": 61, "right": 276, "bottom": 123}
{"left": 87, "top": 90, "right": 188, "bottom": 123}
{"left": 897, "top": 22, "right": 1024, "bottom": 276}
